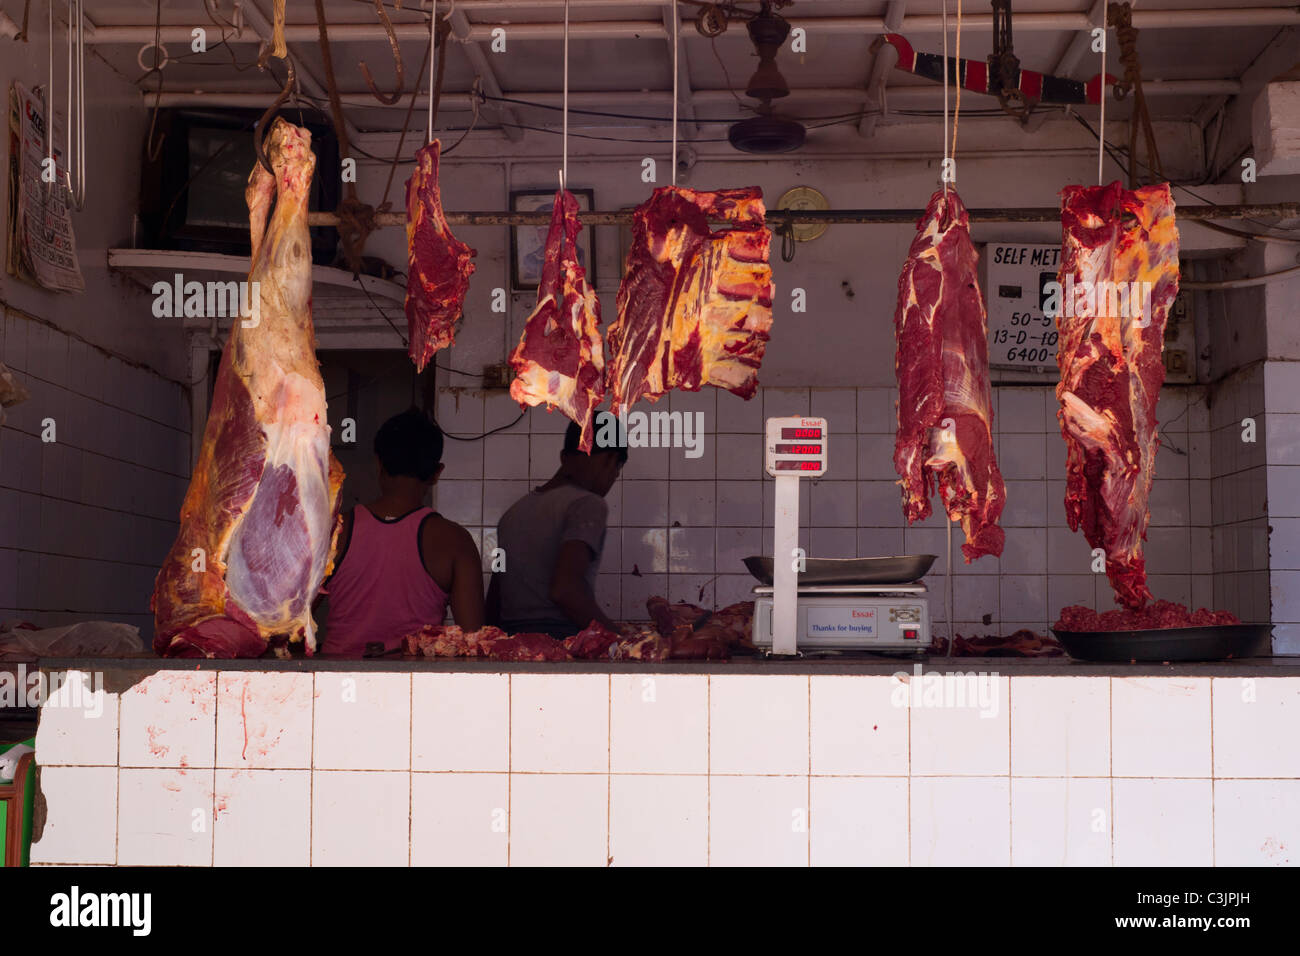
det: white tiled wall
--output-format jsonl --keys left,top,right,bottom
{"left": 437, "top": 382, "right": 1225, "bottom": 634}
{"left": 31, "top": 669, "right": 1300, "bottom": 867}
{"left": 0, "top": 310, "right": 190, "bottom": 641}
{"left": 1210, "top": 363, "right": 1270, "bottom": 636}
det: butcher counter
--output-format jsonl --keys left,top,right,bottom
{"left": 17, "top": 653, "right": 1300, "bottom": 867}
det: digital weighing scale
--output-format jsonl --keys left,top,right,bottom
{"left": 759, "top": 416, "right": 933, "bottom": 654}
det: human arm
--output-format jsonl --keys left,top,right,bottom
{"left": 423, "top": 519, "right": 485, "bottom": 631}
{"left": 485, "top": 572, "right": 502, "bottom": 627}
{"left": 549, "top": 539, "right": 617, "bottom": 632}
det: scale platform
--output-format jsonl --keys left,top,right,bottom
{"left": 752, "top": 583, "right": 931, "bottom": 651}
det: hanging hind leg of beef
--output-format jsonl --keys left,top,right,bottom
{"left": 151, "top": 120, "right": 344, "bottom": 658}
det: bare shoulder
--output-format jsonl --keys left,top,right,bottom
{"left": 422, "top": 512, "right": 480, "bottom": 558}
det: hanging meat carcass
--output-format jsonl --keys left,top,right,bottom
{"left": 151, "top": 119, "right": 344, "bottom": 658}
{"left": 508, "top": 189, "right": 606, "bottom": 451}
{"left": 405, "top": 140, "right": 476, "bottom": 371}
{"left": 1055, "top": 181, "right": 1179, "bottom": 609}
{"left": 606, "top": 186, "right": 774, "bottom": 415}
{"left": 893, "top": 188, "right": 1006, "bottom": 561}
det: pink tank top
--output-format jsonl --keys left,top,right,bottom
{"left": 323, "top": 506, "right": 450, "bottom": 656}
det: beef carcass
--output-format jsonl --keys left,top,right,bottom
{"left": 1056, "top": 181, "right": 1179, "bottom": 608}
{"left": 508, "top": 190, "right": 605, "bottom": 451}
{"left": 152, "top": 120, "right": 344, "bottom": 658}
{"left": 606, "top": 186, "right": 773, "bottom": 414}
{"left": 893, "top": 189, "right": 1006, "bottom": 561}
{"left": 405, "top": 140, "right": 476, "bottom": 371}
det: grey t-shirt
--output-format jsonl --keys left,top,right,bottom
{"left": 496, "top": 483, "right": 608, "bottom": 631}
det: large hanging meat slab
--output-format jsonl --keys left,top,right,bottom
{"left": 893, "top": 188, "right": 1006, "bottom": 561}
{"left": 151, "top": 120, "right": 344, "bottom": 658}
{"left": 508, "top": 189, "right": 605, "bottom": 451}
{"left": 1055, "top": 181, "right": 1179, "bottom": 608}
{"left": 606, "top": 186, "right": 773, "bottom": 414}
{"left": 405, "top": 140, "right": 476, "bottom": 371}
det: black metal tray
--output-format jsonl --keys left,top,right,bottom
{"left": 1050, "top": 624, "right": 1271, "bottom": 662}
{"left": 743, "top": 554, "right": 937, "bottom": 587}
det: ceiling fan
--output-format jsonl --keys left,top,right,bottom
{"left": 682, "top": 0, "right": 807, "bottom": 153}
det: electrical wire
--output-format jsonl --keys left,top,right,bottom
{"left": 1071, "top": 112, "right": 1300, "bottom": 243}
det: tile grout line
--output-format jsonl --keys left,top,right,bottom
{"left": 606, "top": 673, "right": 612, "bottom": 867}
{"left": 309, "top": 672, "right": 316, "bottom": 866}
{"left": 507, "top": 673, "right": 512, "bottom": 868}
{"left": 1209, "top": 676, "right": 1216, "bottom": 867}
{"left": 1108, "top": 677, "right": 1114, "bottom": 866}
{"left": 409, "top": 673, "right": 414, "bottom": 867}
{"left": 706, "top": 674, "right": 711, "bottom": 868}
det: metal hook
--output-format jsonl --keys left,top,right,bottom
{"left": 779, "top": 222, "right": 796, "bottom": 263}
{"left": 255, "top": 59, "right": 296, "bottom": 176}
{"left": 359, "top": 0, "right": 405, "bottom": 105}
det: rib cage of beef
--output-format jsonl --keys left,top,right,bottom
{"left": 606, "top": 186, "right": 773, "bottom": 415}
{"left": 893, "top": 188, "right": 1006, "bottom": 561}
{"left": 404, "top": 140, "right": 476, "bottom": 371}
{"left": 1056, "top": 181, "right": 1179, "bottom": 608}
{"left": 151, "top": 120, "right": 344, "bottom": 658}
{"left": 508, "top": 189, "right": 606, "bottom": 451}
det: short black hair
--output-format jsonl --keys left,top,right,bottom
{"left": 563, "top": 416, "right": 629, "bottom": 464}
{"left": 374, "top": 408, "right": 444, "bottom": 480}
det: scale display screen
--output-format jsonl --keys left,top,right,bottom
{"left": 780, "top": 427, "right": 823, "bottom": 440}
{"left": 765, "top": 416, "right": 829, "bottom": 477}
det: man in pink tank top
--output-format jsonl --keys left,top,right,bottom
{"left": 321, "top": 409, "right": 484, "bottom": 656}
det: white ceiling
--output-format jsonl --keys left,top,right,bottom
{"left": 73, "top": 0, "right": 1300, "bottom": 137}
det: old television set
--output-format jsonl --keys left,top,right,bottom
{"left": 138, "top": 109, "right": 341, "bottom": 264}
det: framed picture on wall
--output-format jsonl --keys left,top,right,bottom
{"left": 510, "top": 188, "right": 595, "bottom": 290}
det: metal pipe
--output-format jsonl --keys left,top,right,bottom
{"left": 82, "top": 8, "right": 1300, "bottom": 44}
{"left": 305, "top": 202, "right": 1300, "bottom": 228}
{"left": 145, "top": 79, "right": 1241, "bottom": 110}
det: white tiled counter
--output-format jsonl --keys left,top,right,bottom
{"left": 27, "top": 659, "right": 1300, "bottom": 867}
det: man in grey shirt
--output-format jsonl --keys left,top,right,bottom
{"left": 487, "top": 419, "right": 628, "bottom": 638}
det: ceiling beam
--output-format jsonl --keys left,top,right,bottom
{"left": 664, "top": 1, "right": 699, "bottom": 138}
{"left": 1051, "top": 0, "right": 1117, "bottom": 80}
{"left": 1208, "top": 26, "right": 1300, "bottom": 182}
{"left": 148, "top": 79, "right": 1242, "bottom": 111}
{"left": 445, "top": 4, "right": 524, "bottom": 142}
{"left": 859, "top": 0, "right": 908, "bottom": 137}
{"left": 83, "top": 8, "right": 1300, "bottom": 44}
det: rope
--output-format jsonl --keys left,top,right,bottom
{"left": 313, "top": 0, "right": 375, "bottom": 275}
{"left": 379, "top": 37, "right": 434, "bottom": 211}
{"left": 1098, "top": 4, "right": 1107, "bottom": 184}
{"left": 671, "top": 3, "right": 679, "bottom": 186}
{"left": 941, "top": 0, "right": 949, "bottom": 195}
{"left": 434, "top": 0, "right": 444, "bottom": 141}
{"left": 561, "top": 0, "right": 570, "bottom": 191}
{"left": 271, "top": 0, "right": 287, "bottom": 58}
{"left": 952, "top": 0, "right": 962, "bottom": 173}
{"left": 1109, "top": 1, "right": 1165, "bottom": 186}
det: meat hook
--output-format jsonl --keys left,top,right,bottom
{"left": 359, "top": 0, "right": 405, "bottom": 105}
{"left": 255, "top": 59, "right": 297, "bottom": 176}
{"left": 778, "top": 222, "right": 796, "bottom": 263}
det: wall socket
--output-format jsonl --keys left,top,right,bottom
{"left": 482, "top": 363, "right": 512, "bottom": 389}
